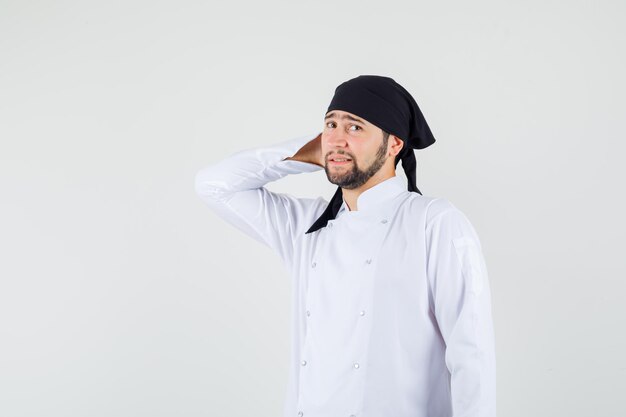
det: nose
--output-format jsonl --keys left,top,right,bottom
{"left": 325, "top": 129, "right": 349, "bottom": 150}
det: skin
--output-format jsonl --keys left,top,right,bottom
{"left": 285, "top": 109, "right": 404, "bottom": 211}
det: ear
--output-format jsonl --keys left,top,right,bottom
{"left": 389, "top": 135, "right": 405, "bottom": 158}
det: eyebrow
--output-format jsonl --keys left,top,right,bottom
{"left": 324, "top": 112, "right": 366, "bottom": 125}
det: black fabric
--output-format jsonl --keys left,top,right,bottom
{"left": 305, "top": 75, "right": 436, "bottom": 234}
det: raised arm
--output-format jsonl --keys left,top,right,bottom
{"left": 425, "top": 199, "right": 497, "bottom": 417}
{"left": 194, "top": 131, "right": 326, "bottom": 267}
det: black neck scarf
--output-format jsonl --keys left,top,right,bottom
{"left": 305, "top": 75, "right": 436, "bottom": 234}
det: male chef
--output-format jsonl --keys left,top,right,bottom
{"left": 195, "top": 75, "right": 496, "bottom": 417}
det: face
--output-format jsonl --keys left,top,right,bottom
{"left": 322, "top": 110, "right": 390, "bottom": 190}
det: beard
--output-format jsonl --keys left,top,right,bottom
{"left": 323, "top": 136, "right": 388, "bottom": 190}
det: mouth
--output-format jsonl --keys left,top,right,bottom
{"left": 328, "top": 156, "right": 353, "bottom": 165}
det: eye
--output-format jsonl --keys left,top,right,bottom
{"left": 324, "top": 121, "right": 362, "bottom": 131}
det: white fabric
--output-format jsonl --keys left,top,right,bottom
{"left": 195, "top": 131, "right": 497, "bottom": 417}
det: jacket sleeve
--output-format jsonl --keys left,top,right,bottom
{"left": 194, "top": 131, "right": 326, "bottom": 267}
{"left": 425, "top": 199, "right": 497, "bottom": 417}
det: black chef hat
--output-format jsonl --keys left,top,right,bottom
{"left": 305, "top": 75, "right": 436, "bottom": 234}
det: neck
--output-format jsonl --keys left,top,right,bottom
{"left": 342, "top": 168, "right": 396, "bottom": 211}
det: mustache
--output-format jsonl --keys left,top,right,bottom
{"left": 326, "top": 152, "right": 355, "bottom": 160}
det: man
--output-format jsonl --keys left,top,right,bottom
{"left": 195, "top": 75, "right": 496, "bottom": 417}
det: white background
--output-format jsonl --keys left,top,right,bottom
{"left": 1, "top": 1, "right": 625, "bottom": 416}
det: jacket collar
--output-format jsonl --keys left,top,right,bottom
{"left": 337, "top": 175, "right": 407, "bottom": 217}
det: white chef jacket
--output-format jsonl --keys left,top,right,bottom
{"left": 195, "top": 131, "right": 496, "bottom": 417}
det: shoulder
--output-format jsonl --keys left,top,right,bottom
{"left": 272, "top": 192, "right": 328, "bottom": 219}
{"left": 281, "top": 194, "right": 328, "bottom": 234}
{"left": 420, "top": 196, "right": 482, "bottom": 249}
{"left": 402, "top": 193, "right": 462, "bottom": 223}
{"left": 424, "top": 197, "right": 462, "bottom": 224}
{"left": 403, "top": 193, "right": 478, "bottom": 235}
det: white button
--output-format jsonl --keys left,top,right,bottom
{"left": 328, "top": 222, "right": 333, "bottom": 228}
{"left": 359, "top": 310, "right": 365, "bottom": 316}
{"left": 353, "top": 362, "right": 360, "bottom": 369}
{"left": 381, "top": 219, "right": 388, "bottom": 224}
{"left": 301, "top": 360, "right": 307, "bottom": 366}
{"left": 365, "top": 259, "right": 372, "bottom": 264}
{"left": 311, "top": 261, "right": 316, "bottom": 268}
{"left": 298, "top": 412, "right": 303, "bottom": 417}
{"left": 306, "top": 310, "right": 311, "bottom": 317}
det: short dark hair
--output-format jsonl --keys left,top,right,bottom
{"left": 382, "top": 130, "right": 390, "bottom": 144}
{"left": 382, "top": 130, "right": 404, "bottom": 165}
{"left": 381, "top": 130, "right": 398, "bottom": 166}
